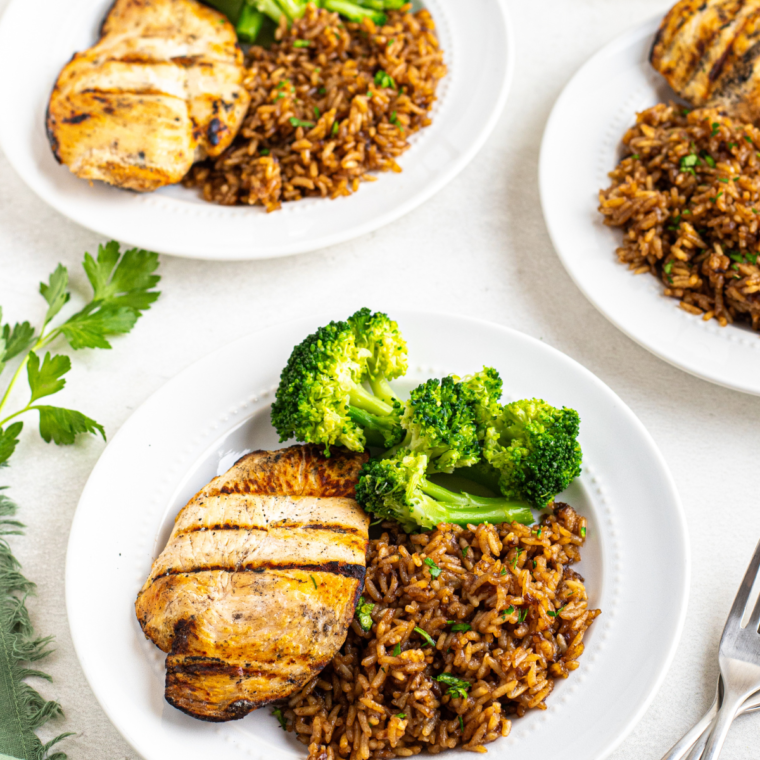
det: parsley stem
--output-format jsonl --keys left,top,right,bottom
{"left": 0, "top": 331, "right": 47, "bottom": 420}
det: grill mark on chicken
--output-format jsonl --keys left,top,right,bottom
{"left": 151, "top": 560, "right": 367, "bottom": 582}
{"left": 136, "top": 444, "right": 369, "bottom": 721}
{"left": 179, "top": 521, "right": 366, "bottom": 536}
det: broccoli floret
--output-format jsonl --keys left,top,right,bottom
{"left": 271, "top": 313, "right": 407, "bottom": 454}
{"left": 485, "top": 399, "right": 582, "bottom": 509}
{"left": 348, "top": 308, "right": 407, "bottom": 405}
{"left": 395, "top": 368, "right": 502, "bottom": 474}
{"left": 355, "top": 450, "right": 534, "bottom": 532}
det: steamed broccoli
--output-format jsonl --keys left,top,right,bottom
{"left": 270, "top": 310, "right": 407, "bottom": 453}
{"left": 355, "top": 450, "right": 534, "bottom": 532}
{"left": 483, "top": 399, "right": 582, "bottom": 509}
{"left": 395, "top": 368, "right": 502, "bottom": 474}
{"left": 348, "top": 308, "right": 407, "bottom": 404}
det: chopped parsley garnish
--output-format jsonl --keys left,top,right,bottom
{"left": 414, "top": 626, "right": 436, "bottom": 647}
{"left": 276, "top": 92, "right": 286, "bottom": 101}
{"left": 293, "top": 39, "right": 311, "bottom": 48}
{"left": 511, "top": 548, "right": 523, "bottom": 569}
{"left": 332, "top": 121, "right": 339, "bottom": 136}
{"left": 734, "top": 177, "right": 741, "bottom": 182}
{"left": 318, "top": 86, "right": 327, "bottom": 94}
{"left": 503, "top": 605, "right": 515, "bottom": 618}
{"left": 390, "top": 110, "right": 403, "bottom": 130}
{"left": 259, "top": 148, "right": 270, "bottom": 155}
{"left": 374, "top": 69, "right": 396, "bottom": 89}
{"left": 729, "top": 252, "right": 745, "bottom": 263}
{"left": 746, "top": 135, "right": 754, "bottom": 144}
{"left": 500, "top": 567, "right": 507, "bottom": 576}
{"left": 435, "top": 672, "right": 471, "bottom": 700}
{"left": 682, "top": 107, "right": 691, "bottom": 116}
{"left": 447, "top": 621, "right": 472, "bottom": 632}
{"left": 272, "top": 708, "right": 287, "bottom": 730}
{"left": 458, "top": 715, "right": 465, "bottom": 731}
{"left": 518, "top": 608, "right": 528, "bottom": 623}
{"left": 711, "top": 122, "right": 720, "bottom": 137}
{"left": 731, "top": 263, "right": 740, "bottom": 271}
{"left": 547, "top": 605, "right": 567, "bottom": 619}
{"left": 310, "top": 574, "right": 318, "bottom": 589}
{"left": 356, "top": 596, "right": 375, "bottom": 632}
{"left": 277, "top": 81, "right": 288, "bottom": 89}
{"left": 367, "top": 91, "right": 372, "bottom": 98}
{"left": 703, "top": 154, "right": 716, "bottom": 168}
{"left": 396, "top": 713, "right": 407, "bottom": 719}
{"left": 393, "top": 643, "right": 401, "bottom": 656}
{"left": 533, "top": 560, "right": 537, "bottom": 569}
{"left": 718, "top": 177, "right": 729, "bottom": 183}
{"left": 631, "top": 153, "right": 640, "bottom": 160}
{"left": 728, "top": 142, "right": 737, "bottom": 149}
{"left": 748, "top": 252, "right": 758, "bottom": 264}
{"left": 462, "top": 546, "right": 469, "bottom": 557}
{"left": 663, "top": 261, "right": 673, "bottom": 274}
{"left": 313, "top": 106, "right": 320, "bottom": 118}
{"left": 388, "top": 38, "right": 395, "bottom": 46}
{"left": 424, "top": 557, "right": 442, "bottom": 578}
{"left": 581, "top": 526, "right": 586, "bottom": 538}
{"left": 289, "top": 117, "right": 315, "bottom": 129}
{"left": 680, "top": 153, "right": 700, "bottom": 175}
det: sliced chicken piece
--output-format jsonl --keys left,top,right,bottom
{"left": 651, "top": 0, "right": 760, "bottom": 124}
{"left": 135, "top": 445, "right": 370, "bottom": 722}
{"left": 46, "top": 0, "right": 250, "bottom": 192}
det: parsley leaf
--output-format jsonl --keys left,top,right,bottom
{"left": 35, "top": 405, "right": 105, "bottom": 446}
{"left": 26, "top": 351, "right": 70, "bottom": 403}
{"left": 374, "top": 69, "right": 396, "bottom": 89}
{"left": 424, "top": 557, "right": 441, "bottom": 578}
{"left": 435, "top": 672, "right": 470, "bottom": 700}
{"left": 272, "top": 708, "right": 287, "bottom": 730}
{"left": 448, "top": 621, "right": 471, "bottom": 632}
{"left": 39, "top": 265, "right": 70, "bottom": 326}
{"left": 414, "top": 626, "right": 436, "bottom": 647}
{"left": 1, "top": 319, "right": 35, "bottom": 363}
{"left": 289, "top": 117, "right": 315, "bottom": 129}
{"left": 356, "top": 596, "right": 375, "bottom": 632}
{"left": 0, "top": 422, "right": 23, "bottom": 465}
{"left": 393, "top": 643, "right": 401, "bottom": 656}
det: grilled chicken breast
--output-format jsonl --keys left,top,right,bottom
{"left": 46, "top": 0, "right": 250, "bottom": 192}
{"left": 135, "top": 445, "right": 369, "bottom": 722}
{"left": 651, "top": 0, "right": 760, "bottom": 123}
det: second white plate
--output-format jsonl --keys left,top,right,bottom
{"left": 0, "top": 0, "right": 513, "bottom": 260}
{"left": 540, "top": 17, "right": 760, "bottom": 395}
{"left": 66, "top": 310, "right": 688, "bottom": 760}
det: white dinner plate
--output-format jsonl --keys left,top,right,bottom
{"left": 66, "top": 309, "right": 689, "bottom": 760}
{"left": 540, "top": 17, "right": 760, "bottom": 396}
{"left": 0, "top": 0, "right": 513, "bottom": 260}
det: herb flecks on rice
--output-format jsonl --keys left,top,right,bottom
{"left": 279, "top": 504, "right": 599, "bottom": 758}
{"left": 184, "top": 4, "right": 446, "bottom": 211}
{"left": 599, "top": 103, "right": 760, "bottom": 332}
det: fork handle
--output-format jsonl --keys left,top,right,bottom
{"left": 659, "top": 690, "right": 719, "bottom": 760}
{"left": 701, "top": 689, "right": 745, "bottom": 760}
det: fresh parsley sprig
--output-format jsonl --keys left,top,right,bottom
{"left": 0, "top": 242, "right": 160, "bottom": 464}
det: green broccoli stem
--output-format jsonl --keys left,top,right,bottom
{"left": 348, "top": 406, "right": 399, "bottom": 440}
{"left": 278, "top": 0, "right": 307, "bottom": 20}
{"left": 368, "top": 376, "right": 400, "bottom": 406}
{"left": 354, "top": 0, "right": 385, "bottom": 9}
{"left": 418, "top": 479, "right": 534, "bottom": 526}
{"left": 237, "top": 5, "right": 265, "bottom": 41}
{"left": 322, "top": 0, "right": 386, "bottom": 24}
{"left": 349, "top": 384, "right": 393, "bottom": 417}
{"left": 252, "top": 0, "right": 284, "bottom": 22}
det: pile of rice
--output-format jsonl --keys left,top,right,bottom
{"left": 599, "top": 103, "right": 760, "bottom": 332}
{"left": 280, "top": 504, "right": 599, "bottom": 759}
{"left": 184, "top": 4, "right": 446, "bottom": 211}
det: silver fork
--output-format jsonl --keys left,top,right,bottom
{"left": 660, "top": 678, "right": 760, "bottom": 760}
{"left": 699, "top": 539, "right": 760, "bottom": 760}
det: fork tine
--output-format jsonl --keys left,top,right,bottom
{"left": 725, "top": 538, "right": 760, "bottom": 639}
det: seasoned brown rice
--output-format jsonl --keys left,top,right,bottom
{"left": 278, "top": 504, "right": 599, "bottom": 759}
{"left": 184, "top": 3, "right": 446, "bottom": 211}
{"left": 599, "top": 102, "right": 760, "bottom": 332}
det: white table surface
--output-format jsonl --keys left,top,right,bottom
{"left": 0, "top": 0, "right": 758, "bottom": 757}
